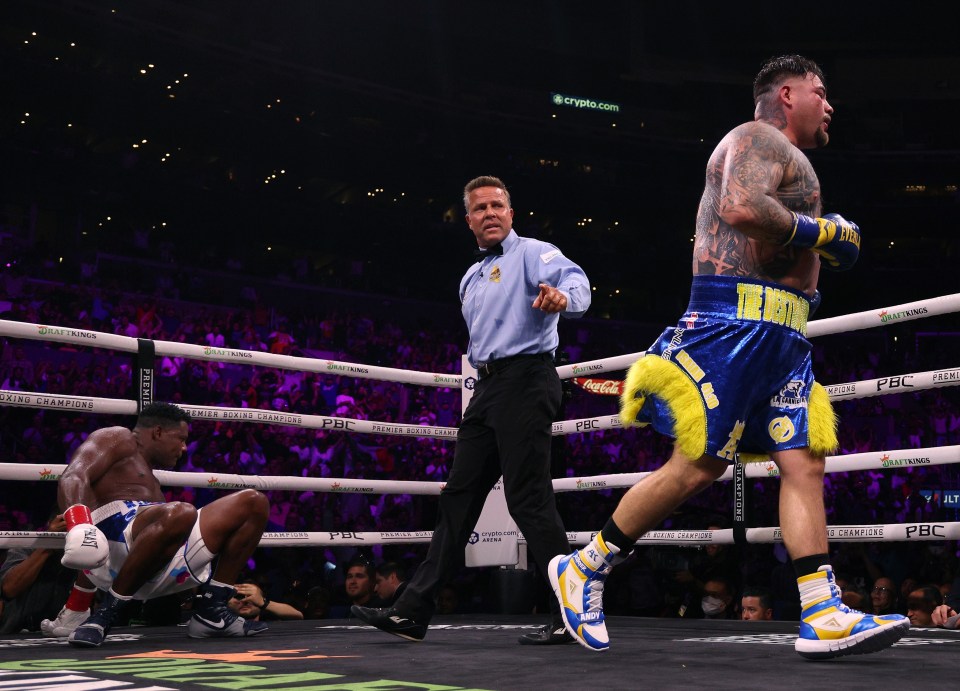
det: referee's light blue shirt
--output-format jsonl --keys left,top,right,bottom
{"left": 459, "top": 229, "right": 591, "bottom": 368}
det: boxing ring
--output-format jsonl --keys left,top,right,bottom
{"left": 2, "top": 293, "right": 960, "bottom": 553}
{"left": 1, "top": 293, "right": 960, "bottom": 688}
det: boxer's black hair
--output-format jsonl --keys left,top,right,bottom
{"left": 136, "top": 401, "right": 191, "bottom": 428}
{"left": 753, "top": 54, "right": 826, "bottom": 105}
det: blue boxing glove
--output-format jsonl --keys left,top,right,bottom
{"left": 787, "top": 212, "right": 861, "bottom": 271}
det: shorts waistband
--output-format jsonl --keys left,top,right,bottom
{"left": 92, "top": 500, "right": 131, "bottom": 524}
{"left": 476, "top": 352, "right": 553, "bottom": 379}
{"left": 687, "top": 275, "right": 811, "bottom": 335}
{"left": 91, "top": 500, "right": 154, "bottom": 524}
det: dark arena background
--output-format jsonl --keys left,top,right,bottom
{"left": 1, "top": 2, "right": 959, "bottom": 689}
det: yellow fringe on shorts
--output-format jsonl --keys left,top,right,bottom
{"left": 619, "top": 355, "right": 707, "bottom": 461}
{"left": 619, "top": 356, "right": 839, "bottom": 462}
{"left": 807, "top": 381, "right": 838, "bottom": 457}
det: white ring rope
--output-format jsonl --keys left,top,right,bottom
{"left": 553, "top": 292, "right": 960, "bottom": 377}
{"left": 555, "top": 353, "right": 646, "bottom": 379}
{"left": 0, "top": 462, "right": 443, "bottom": 494}
{"left": 1, "top": 293, "right": 958, "bottom": 552}
{"left": 2, "top": 291, "right": 958, "bottom": 388}
{"left": 0, "top": 391, "right": 136, "bottom": 415}
{"left": 566, "top": 521, "right": 960, "bottom": 547}
{"left": 553, "top": 445, "right": 960, "bottom": 488}
{"left": 0, "top": 531, "right": 435, "bottom": 550}
{"left": 3, "top": 445, "right": 955, "bottom": 493}
{"left": 4, "top": 443, "right": 956, "bottom": 550}
{"left": 823, "top": 367, "right": 960, "bottom": 401}
{"left": 0, "top": 391, "right": 458, "bottom": 440}
{"left": 805, "top": 292, "right": 960, "bottom": 338}
{"left": 7, "top": 521, "right": 958, "bottom": 550}
{"left": 4, "top": 357, "right": 958, "bottom": 441}
{"left": 0, "top": 319, "right": 460, "bottom": 388}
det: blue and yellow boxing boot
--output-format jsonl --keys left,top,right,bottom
{"left": 548, "top": 535, "right": 625, "bottom": 652}
{"left": 795, "top": 565, "right": 910, "bottom": 659}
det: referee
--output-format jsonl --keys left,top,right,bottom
{"left": 353, "top": 175, "right": 591, "bottom": 645}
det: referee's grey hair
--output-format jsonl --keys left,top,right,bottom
{"left": 463, "top": 176, "right": 511, "bottom": 211}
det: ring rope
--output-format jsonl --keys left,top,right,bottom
{"left": 3, "top": 444, "right": 955, "bottom": 494}
{"left": 0, "top": 531, "right": 434, "bottom": 550}
{"left": 6, "top": 520, "right": 957, "bottom": 550}
{"left": 2, "top": 294, "right": 958, "bottom": 554}
{"left": 805, "top": 292, "right": 960, "bottom": 338}
{"left": 0, "top": 392, "right": 458, "bottom": 440}
{"left": 0, "top": 462, "right": 444, "bottom": 494}
{"left": 5, "top": 358, "right": 958, "bottom": 440}
{"left": 554, "top": 352, "right": 646, "bottom": 379}
{"left": 2, "top": 291, "right": 958, "bottom": 387}
{"left": 0, "top": 319, "right": 460, "bottom": 388}
{"left": 554, "top": 444, "right": 960, "bottom": 488}
{"left": 566, "top": 521, "right": 960, "bottom": 546}
{"left": 824, "top": 367, "right": 960, "bottom": 401}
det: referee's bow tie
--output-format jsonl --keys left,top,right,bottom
{"left": 474, "top": 244, "right": 503, "bottom": 261}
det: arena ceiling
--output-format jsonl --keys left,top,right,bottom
{"left": 3, "top": 1, "right": 958, "bottom": 318}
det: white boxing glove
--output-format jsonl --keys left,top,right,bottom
{"left": 41, "top": 605, "right": 91, "bottom": 637}
{"left": 61, "top": 504, "right": 109, "bottom": 570}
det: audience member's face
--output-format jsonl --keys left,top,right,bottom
{"left": 375, "top": 573, "right": 399, "bottom": 600}
{"left": 306, "top": 591, "right": 329, "bottom": 619}
{"left": 740, "top": 596, "right": 771, "bottom": 621}
{"left": 704, "top": 580, "right": 731, "bottom": 605}
{"left": 871, "top": 578, "right": 896, "bottom": 611}
{"left": 906, "top": 589, "right": 935, "bottom": 627}
{"left": 702, "top": 580, "right": 732, "bottom": 617}
{"left": 345, "top": 566, "right": 374, "bottom": 603}
{"left": 228, "top": 592, "right": 261, "bottom": 618}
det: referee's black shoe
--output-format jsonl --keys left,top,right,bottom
{"left": 351, "top": 605, "right": 427, "bottom": 641}
{"left": 518, "top": 622, "right": 574, "bottom": 645}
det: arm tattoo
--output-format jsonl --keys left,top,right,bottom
{"left": 721, "top": 130, "right": 793, "bottom": 242}
{"left": 694, "top": 123, "right": 821, "bottom": 280}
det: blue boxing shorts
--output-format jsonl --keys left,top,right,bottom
{"left": 619, "top": 275, "right": 837, "bottom": 462}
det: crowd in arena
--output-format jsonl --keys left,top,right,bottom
{"left": 2, "top": 243, "right": 959, "bottom": 626}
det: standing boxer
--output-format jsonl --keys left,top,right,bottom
{"left": 549, "top": 55, "right": 909, "bottom": 658}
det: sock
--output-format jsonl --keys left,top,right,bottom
{"left": 108, "top": 588, "right": 134, "bottom": 602}
{"left": 792, "top": 553, "right": 830, "bottom": 579}
{"left": 599, "top": 517, "right": 635, "bottom": 556}
{"left": 65, "top": 584, "right": 97, "bottom": 612}
{"left": 795, "top": 561, "right": 835, "bottom": 610}
{"left": 579, "top": 518, "right": 633, "bottom": 571}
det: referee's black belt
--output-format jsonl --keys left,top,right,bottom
{"left": 476, "top": 352, "right": 553, "bottom": 379}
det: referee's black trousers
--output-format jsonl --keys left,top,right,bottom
{"left": 397, "top": 354, "right": 571, "bottom": 622}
